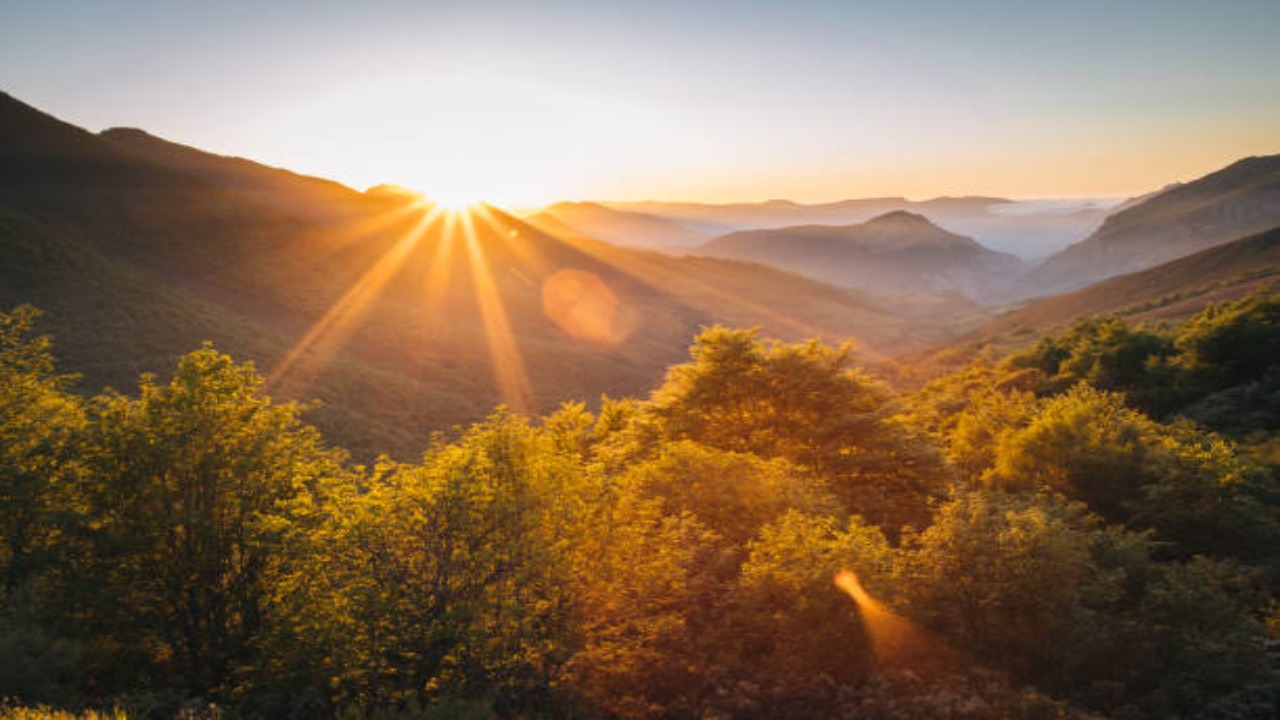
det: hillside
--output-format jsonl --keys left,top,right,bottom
{"left": 0, "top": 92, "right": 948, "bottom": 458}
{"left": 699, "top": 210, "right": 1023, "bottom": 300}
{"left": 1024, "top": 154, "right": 1280, "bottom": 295}
{"left": 528, "top": 201, "right": 709, "bottom": 250}
{"left": 980, "top": 226, "right": 1280, "bottom": 336}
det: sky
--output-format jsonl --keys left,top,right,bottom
{"left": 3, "top": 0, "right": 1278, "bottom": 206}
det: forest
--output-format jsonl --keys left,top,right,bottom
{"left": 2, "top": 289, "right": 1279, "bottom": 719}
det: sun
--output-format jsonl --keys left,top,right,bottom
{"left": 429, "top": 189, "right": 486, "bottom": 212}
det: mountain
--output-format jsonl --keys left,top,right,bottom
{"left": 608, "top": 196, "right": 1117, "bottom": 259}
{"left": 527, "top": 201, "right": 709, "bottom": 250}
{"left": 0, "top": 92, "right": 949, "bottom": 458}
{"left": 980, "top": 226, "right": 1280, "bottom": 336}
{"left": 1024, "top": 155, "right": 1280, "bottom": 296}
{"left": 698, "top": 211, "right": 1024, "bottom": 300}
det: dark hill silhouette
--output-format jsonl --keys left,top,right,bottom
{"left": 99, "top": 127, "right": 380, "bottom": 222}
{"left": 698, "top": 211, "right": 1023, "bottom": 300}
{"left": 0, "top": 91, "right": 946, "bottom": 457}
{"left": 1024, "top": 155, "right": 1280, "bottom": 295}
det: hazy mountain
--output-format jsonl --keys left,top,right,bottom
{"left": 699, "top": 211, "right": 1024, "bottom": 300}
{"left": 0, "top": 91, "right": 951, "bottom": 457}
{"left": 608, "top": 196, "right": 1117, "bottom": 259}
{"left": 527, "top": 201, "right": 710, "bottom": 250}
{"left": 1023, "top": 155, "right": 1280, "bottom": 296}
{"left": 981, "top": 226, "right": 1280, "bottom": 337}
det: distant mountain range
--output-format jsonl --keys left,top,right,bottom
{"left": 0, "top": 91, "right": 955, "bottom": 457}
{"left": 573, "top": 195, "right": 1120, "bottom": 259}
{"left": 697, "top": 211, "right": 1024, "bottom": 300}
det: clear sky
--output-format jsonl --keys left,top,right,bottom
{"left": 3, "top": 0, "right": 1278, "bottom": 206}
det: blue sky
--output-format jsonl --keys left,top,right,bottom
{"left": 4, "top": 0, "right": 1278, "bottom": 204}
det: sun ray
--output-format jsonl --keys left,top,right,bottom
{"left": 473, "top": 204, "right": 556, "bottom": 278}
{"left": 311, "top": 193, "right": 432, "bottom": 261}
{"left": 267, "top": 203, "right": 443, "bottom": 390}
{"left": 422, "top": 209, "right": 460, "bottom": 311}
{"left": 456, "top": 209, "right": 534, "bottom": 413}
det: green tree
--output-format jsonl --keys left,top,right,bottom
{"left": 0, "top": 307, "right": 87, "bottom": 705}
{"left": 0, "top": 306, "right": 84, "bottom": 596}
{"left": 1007, "top": 315, "right": 1176, "bottom": 413}
{"left": 274, "top": 411, "right": 576, "bottom": 714}
{"left": 989, "top": 384, "right": 1280, "bottom": 563}
{"left": 897, "top": 491, "right": 1271, "bottom": 715}
{"left": 1175, "top": 290, "right": 1280, "bottom": 402}
{"left": 646, "top": 327, "right": 943, "bottom": 530}
{"left": 80, "top": 345, "right": 344, "bottom": 695}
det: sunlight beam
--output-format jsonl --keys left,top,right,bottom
{"left": 267, "top": 204, "right": 444, "bottom": 390}
{"left": 456, "top": 209, "right": 534, "bottom": 413}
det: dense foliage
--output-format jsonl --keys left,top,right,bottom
{"left": 2, "top": 294, "right": 1280, "bottom": 719}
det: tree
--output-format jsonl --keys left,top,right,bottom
{"left": 988, "top": 384, "right": 1280, "bottom": 564}
{"left": 1175, "top": 290, "right": 1280, "bottom": 402}
{"left": 896, "top": 490, "right": 1271, "bottom": 715}
{"left": 0, "top": 307, "right": 87, "bottom": 705}
{"left": 646, "top": 327, "right": 943, "bottom": 530}
{"left": 0, "top": 306, "right": 84, "bottom": 596}
{"left": 273, "top": 411, "right": 577, "bottom": 714}
{"left": 80, "top": 345, "right": 344, "bottom": 695}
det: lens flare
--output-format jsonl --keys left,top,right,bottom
{"left": 541, "top": 268, "right": 629, "bottom": 345}
{"left": 834, "top": 569, "right": 958, "bottom": 677}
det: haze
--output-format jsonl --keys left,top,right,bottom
{"left": 3, "top": 0, "right": 1278, "bottom": 205}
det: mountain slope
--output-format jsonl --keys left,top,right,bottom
{"left": 981, "top": 226, "right": 1280, "bottom": 336}
{"left": 699, "top": 211, "right": 1023, "bottom": 300}
{"left": 1024, "top": 155, "right": 1280, "bottom": 295}
{"left": 0, "top": 92, "right": 945, "bottom": 457}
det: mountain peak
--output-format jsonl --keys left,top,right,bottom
{"left": 100, "top": 127, "right": 155, "bottom": 140}
{"left": 865, "top": 210, "right": 936, "bottom": 228}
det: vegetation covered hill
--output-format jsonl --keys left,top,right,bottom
{"left": 1025, "top": 154, "right": 1280, "bottom": 295}
{"left": 0, "top": 92, "right": 952, "bottom": 458}
{"left": 699, "top": 210, "right": 1023, "bottom": 300}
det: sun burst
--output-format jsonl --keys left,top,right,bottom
{"left": 429, "top": 190, "right": 486, "bottom": 212}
